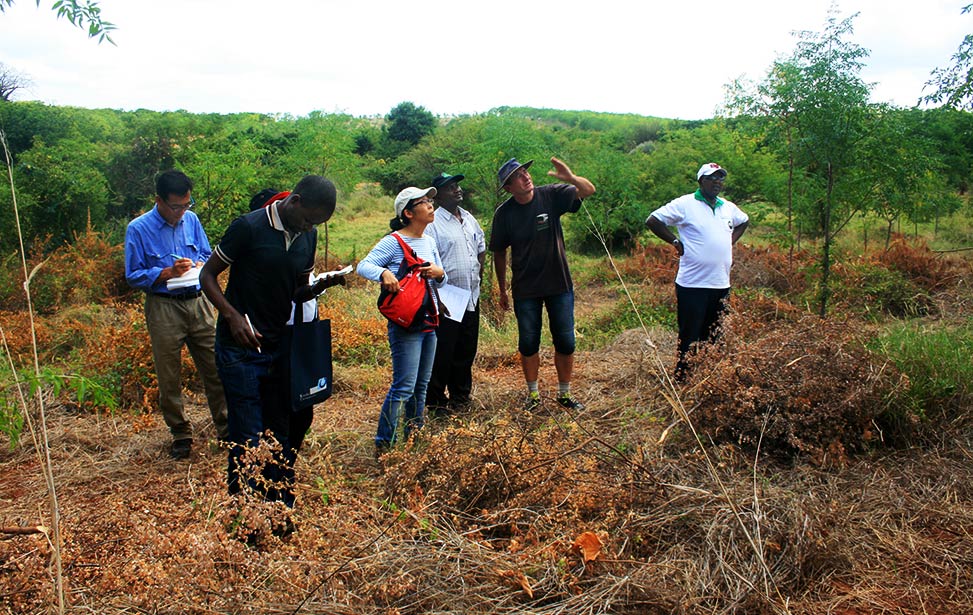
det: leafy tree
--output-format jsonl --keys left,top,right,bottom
{"left": 921, "top": 4, "right": 973, "bottom": 110}
{"left": 0, "top": 101, "right": 80, "bottom": 156}
{"left": 728, "top": 11, "right": 873, "bottom": 316}
{"left": 177, "top": 134, "right": 268, "bottom": 238}
{"left": 650, "top": 122, "right": 783, "bottom": 205}
{"left": 380, "top": 102, "right": 436, "bottom": 158}
{"left": 281, "top": 112, "right": 368, "bottom": 195}
{"left": 0, "top": 102, "right": 125, "bottom": 159}
{"left": 859, "top": 107, "right": 955, "bottom": 247}
{"left": 17, "top": 138, "right": 111, "bottom": 247}
{"left": 374, "top": 114, "right": 555, "bottom": 213}
{"left": 0, "top": 0, "right": 116, "bottom": 43}
{"left": 354, "top": 132, "right": 375, "bottom": 156}
{"left": 563, "top": 142, "right": 645, "bottom": 252}
{"left": 105, "top": 134, "right": 177, "bottom": 219}
{"left": 915, "top": 107, "right": 973, "bottom": 194}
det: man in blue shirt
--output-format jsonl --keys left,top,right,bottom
{"left": 124, "top": 170, "right": 228, "bottom": 460}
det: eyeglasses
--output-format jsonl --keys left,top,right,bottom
{"left": 409, "top": 197, "right": 433, "bottom": 207}
{"left": 702, "top": 174, "right": 726, "bottom": 182}
{"left": 164, "top": 197, "right": 196, "bottom": 211}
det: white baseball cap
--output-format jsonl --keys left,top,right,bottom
{"left": 697, "top": 162, "right": 727, "bottom": 180}
{"left": 394, "top": 186, "right": 437, "bottom": 218}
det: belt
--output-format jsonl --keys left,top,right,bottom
{"left": 153, "top": 290, "right": 203, "bottom": 301}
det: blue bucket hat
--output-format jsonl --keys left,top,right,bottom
{"left": 497, "top": 158, "right": 534, "bottom": 192}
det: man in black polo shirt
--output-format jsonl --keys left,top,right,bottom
{"left": 200, "top": 175, "right": 339, "bottom": 520}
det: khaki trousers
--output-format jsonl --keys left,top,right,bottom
{"left": 144, "top": 293, "right": 228, "bottom": 441}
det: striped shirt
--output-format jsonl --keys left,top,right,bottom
{"left": 357, "top": 233, "right": 447, "bottom": 307}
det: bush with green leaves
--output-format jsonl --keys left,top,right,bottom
{"left": 826, "top": 260, "right": 935, "bottom": 319}
{"left": 869, "top": 320, "right": 973, "bottom": 422}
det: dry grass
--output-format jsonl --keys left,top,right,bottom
{"left": 2, "top": 316, "right": 972, "bottom": 614}
{"left": 2, "top": 233, "right": 972, "bottom": 614}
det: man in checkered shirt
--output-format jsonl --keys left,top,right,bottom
{"left": 424, "top": 172, "right": 486, "bottom": 416}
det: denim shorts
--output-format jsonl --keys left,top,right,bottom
{"left": 512, "top": 290, "right": 576, "bottom": 357}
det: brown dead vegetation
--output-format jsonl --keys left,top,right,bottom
{"left": 1, "top": 238, "right": 972, "bottom": 614}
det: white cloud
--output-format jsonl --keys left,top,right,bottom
{"left": 1, "top": 0, "right": 969, "bottom": 118}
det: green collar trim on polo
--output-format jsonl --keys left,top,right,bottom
{"left": 694, "top": 189, "right": 724, "bottom": 210}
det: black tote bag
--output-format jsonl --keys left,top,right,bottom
{"left": 282, "top": 309, "right": 333, "bottom": 412}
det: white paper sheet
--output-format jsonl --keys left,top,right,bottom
{"left": 436, "top": 283, "right": 472, "bottom": 323}
{"left": 166, "top": 265, "right": 200, "bottom": 290}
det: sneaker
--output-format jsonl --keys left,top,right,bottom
{"left": 170, "top": 438, "right": 192, "bottom": 460}
{"left": 556, "top": 393, "right": 585, "bottom": 411}
{"left": 523, "top": 391, "right": 541, "bottom": 411}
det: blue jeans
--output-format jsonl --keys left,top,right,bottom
{"left": 215, "top": 341, "right": 313, "bottom": 507}
{"left": 376, "top": 324, "right": 437, "bottom": 446}
{"left": 513, "top": 291, "right": 576, "bottom": 357}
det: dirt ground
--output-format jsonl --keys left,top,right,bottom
{"left": 2, "top": 323, "right": 972, "bottom": 614}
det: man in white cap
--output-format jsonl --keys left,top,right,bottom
{"left": 646, "top": 162, "right": 749, "bottom": 380}
{"left": 490, "top": 156, "right": 596, "bottom": 411}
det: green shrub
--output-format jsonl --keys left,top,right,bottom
{"left": 827, "top": 260, "right": 934, "bottom": 319}
{"left": 869, "top": 320, "right": 973, "bottom": 421}
{"left": 0, "top": 360, "right": 24, "bottom": 447}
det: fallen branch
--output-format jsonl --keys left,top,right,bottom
{"left": 0, "top": 525, "right": 48, "bottom": 536}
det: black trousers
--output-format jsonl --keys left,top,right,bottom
{"left": 427, "top": 305, "right": 479, "bottom": 412}
{"left": 675, "top": 284, "right": 729, "bottom": 378}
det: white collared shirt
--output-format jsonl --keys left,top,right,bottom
{"left": 650, "top": 192, "right": 749, "bottom": 289}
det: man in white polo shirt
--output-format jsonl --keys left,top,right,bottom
{"left": 646, "top": 162, "right": 749, "bottom": 380}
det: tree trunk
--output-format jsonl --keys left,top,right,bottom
{"left": 787, "top": 126, "right": 795, "bottom": 266}
{"left": 862, "top": 211, "right": 868, "bottom": 253}
{"left": 818, "top": 162, "right": 834, "bottom": 318}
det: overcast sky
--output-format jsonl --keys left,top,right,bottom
{"left": 0, "top": 0, "right": 969, "bottom": 120}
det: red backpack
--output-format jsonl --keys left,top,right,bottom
{"left": 376, "top": 233, "right": 447, "bottom": 332}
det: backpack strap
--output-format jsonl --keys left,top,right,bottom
{"left": 390, "top": 232, "right": 422, "bottom": 268}
{"left": 389, "top": 232, "right": 450, "bottom": 319}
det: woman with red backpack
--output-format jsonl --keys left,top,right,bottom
{"left": 357, "top": 186, "right": 447, "bottom": 460}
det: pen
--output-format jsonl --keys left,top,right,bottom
{"left": 170, "top": 253, "right": 186, "bottom": 260}
{"left": 244, "top": 314, "right": 261, "bottom": 353}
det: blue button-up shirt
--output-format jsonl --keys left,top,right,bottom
{"left": 124, "top": 206, "right": 213, "bottom": 295}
